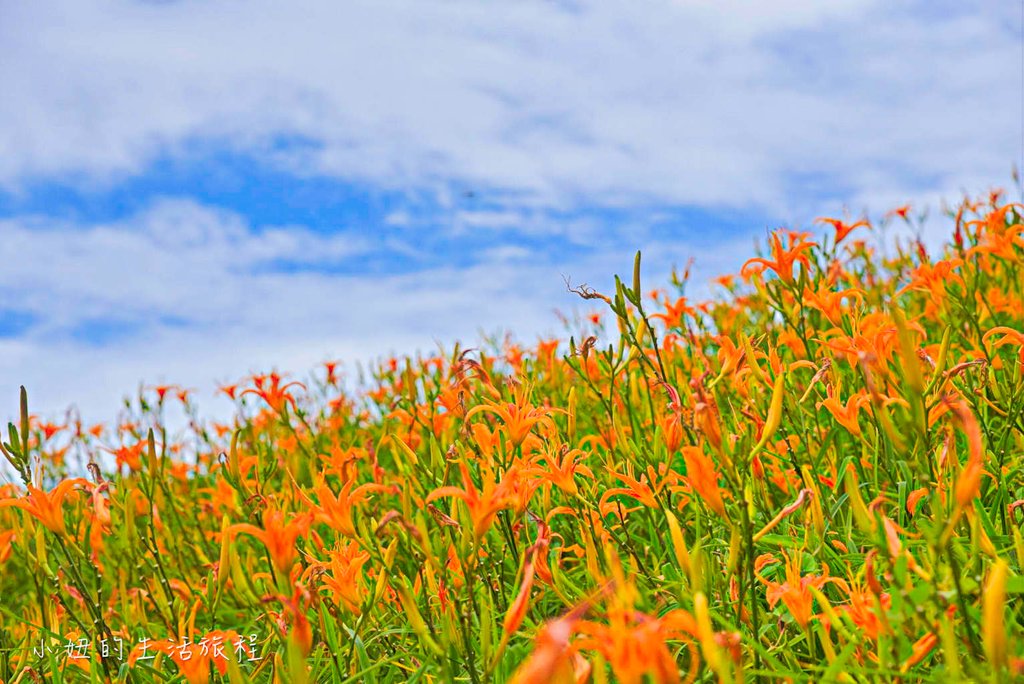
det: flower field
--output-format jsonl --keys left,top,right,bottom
{"left": 2, "top": 192, "right": 1024, "bottom": 683}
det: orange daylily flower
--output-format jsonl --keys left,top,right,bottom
{"left": 128, "top": 630, "right": 248, "bottom": 684}
{"left": 502, "top": 549, "right": 539, "bottom": 638}
{"left": 656, "top": 404, "right": 686, "bottom": 454}
{"left": 260, "top": 587, "right": 315, "bottom": 659}
{"left": 426, "top": 461, "right": 517, "bottom": 540}
{"left": 241, "top": 372, "right": 306, "bottom": 414}
{"left": 322, "top": 360, "right": 340, "bottom": 385}
{"left": 198, "top": 477, "right": 238, "bottom": 516}
{"left": 466, "top": 384, "right": 558, "bottom": 447}
{"left": 692, "top": 399, "right": 723, "bottom": 451}
{"left": 35, "top": 420, "right": 65, "bottom": 441}
{"left": 308, "top": 478, "right": 391, "bottom": 538}
{"left": 575, "top": 584, "right": 698, "bottom": 684}
{"left": 0, "top": 478, "right": 89, "bottom": 536}
{"left": 970, "top": 221, "right": 1024, "bottom": 261}
{"left": 741, "top": 230, "right": 818, "bottom": 283}
{"left": 229, "top": 508, "right": 312, "bottom": 574}
{"left": 942, "top": 396, "right": 986, "bottom": 509}
{"left": 600, "top": 463, "right": 677, "bottom": 512}
{"left": 760, "top": 551, "right": 838, "bottom": 628}
{"left": 470, "top": 422, "right": 503, "bottom": 463}
{"left": 966, "top": 202, "right": 1023, "bottom": 260}
{"left": 803, "top": 282, "right": 863, "bottom": 324}
{"left": 435, "top": 382, "right": 467, "bottom": 418}
{"left": 976, "top": 286, "right": 1021, "bottom": 319}
{"left": 901, "top": 631, "right": 939, "bottom": 672}
{"left": 906, "top": 487, "right": 929, "bottom": 516}
{"left": 680, "top": 446, "right": 727, "bottom": 518}
{"left": 576, "top": 613, "right": 698, "bottom": 684}
{"left": 831, "top": 579, "right": 891, "bottom": 642}
{"left": 536, "top": 338, "right": 560, "bottom": 369}
{"left": 896, "top": 258, "right": 963, "bottom": 313}
{"left": 818, "top": 316, "right": 900, "bottom": 369}
{"left": 510, "top": 607, "right": 591, "bottom": 684}
{"left": 886, "top": 204, "right": 912, "bottom": 221}
{"left": 818, "top": 389, "right": 870, "bottom": 437}
{"left": 816, "top": 216, "right": 870, "bottom": 245}
{"left": 650, "top": 296, "right": 696, "bottom": 330}
{"left": 313, "top": 541, "right": 368, "bottom": 613}
{"left": 150, "top": 384, "right": 181, "bottom": 403}
{"left": 105, "top": 440, "right": 147, "bottom": 472}
{"left": 217, "top": 383, "right": 241, "bottom": 400}
{"left": 0, "top": 530, "right": 16, "bottom": 563}
{"left": 715, "top": 335, "right": 744, "bottom": 370}
{"left": 529, "top": 444, "right": 594, "bottom": 496}
{"left": 983, "top": 326, "right": 1024, "bottom": 363}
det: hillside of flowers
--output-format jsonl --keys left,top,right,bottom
{"left": 1, "top": 191, "right": 1023, "bottom": 683}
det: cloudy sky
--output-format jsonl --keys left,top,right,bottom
{"left": 0, "top": 0, "right": 1019, "bottom": 425}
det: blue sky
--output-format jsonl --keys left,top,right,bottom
{"left": 0, "top": 0, "right": 1019, "bottom": 424}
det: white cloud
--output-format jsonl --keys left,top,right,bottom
{"left": 0, "top": 200, "right": 372, "bottom": 331}
{"left": 0, "top": 1, "right": 1017, "bottom": 214}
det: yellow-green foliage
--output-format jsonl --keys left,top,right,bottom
{"left": 1, "top": 192, "right": 1023, "bottom": 682}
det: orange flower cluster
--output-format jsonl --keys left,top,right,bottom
{"left": 0, "top": 193, "right": 1022, "bottom": 682}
